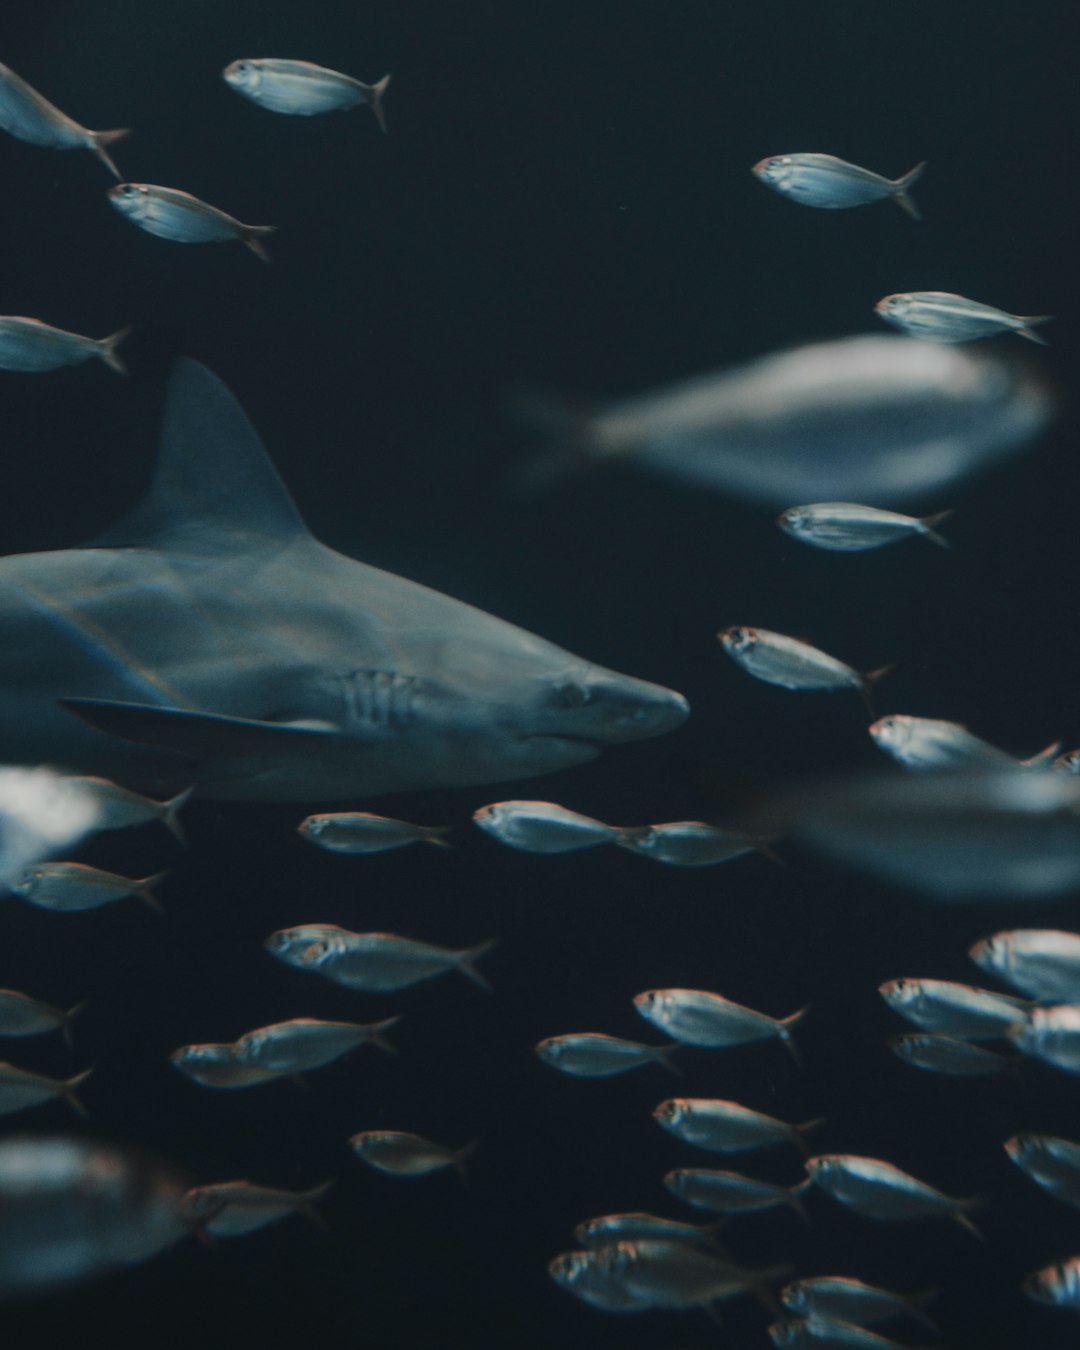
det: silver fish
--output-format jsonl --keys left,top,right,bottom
{"left": 298, "top": 812, "right": 451, "bottom": 854}
{"left": 616, "top": 821, "right": 777, "bottom": 866}
{"left": 888, "top": 1033, "right": 1015, "bottom": 1077}
{"left": 231, "top": 1016, "right": 398, "bottom": 1073}
{"left": 8, "top": 863, "right": 166, "bottom": 913}
{"left": 107, "top": 184, "right": 276, "bottom": 263}
{"left": 805, "top": 1154, "right": 983, "bottom": 1237}
{"left": 265, "top": 924, "right": 497, "bottom": 992}
{"left": 472, "top": 800, "right": 619, "bottom": 853}
{"left": 1005, "top": 1133, "right": 1080, "bottom": 1209}
{"left": 634, "top": 987, "right": 808, "bottom": 1059}
{"left": 876, "top": 292, "right": 1052, "bottom": 346}
{"left": 349, "top": 1130, "right": 474, "bottom": 1179}
{"left": 777, "top": 503, "right": 951, "bottom": 552}
{"left": 1008, "top": 1005, "right": 1080, "bottom": 1074}
{"left": 654, "top": 1098, "right": 822, "bottom": 1155}
{"left": 869, "top": 714, "right": 1058, "bottom": 771}
{"left": 770, "top": 1316, "right": 915, "bottom": 1349}
{"left": 593, "top": 1239, "right": 789, "bottom": 1312}
{"left": 548, "top": 1247, "right": 652, "bottom": 1312}
{"left": 665, "top": 1167, "right": 811, "bottom": 1218}
{"left": 183, "top": 1180, "right": 332, "bottom": 1237}
{"left": 0, "top": 62, "right": 129, "bottom": 178}
{"left": 169, "top": 1043, "right": 281, "bottom": 1090}
{"left": 223, "top": 59, "right": 390, "bottom": 133}
{"left": 574, "top": 1211, "right": 723, "bottom": 1249}
{"left": 0, "top": 1063, "right": 91, "bottom": 1117}
{"left": 752, "top": 153, "right": 925, "bottom": 218}
{"left": 878, "top": 978, "right": 1031, "bottom": 1040}
{"left": 535, "top": 1033, "right": 679, "bottom": 1078}
{"left": 64, "top": 778, "right": 191, "bottom": 844}
{"left": 781, "top": 1276, "right": 938, "bottom": 1330}
{"left": 0, "top": 990, "right": 84, "bottom": 1046}
{"left": 719, "top": 626, "right": 890, "bottom": 712}
{"left": 0, "top": 318, "right": 130, "bottom": 375}
{"left": 970, "top": 929, "right": 1080, "bottom": 1001}
{"left": 1023, "top": 1257, "right": 1080, "bottom": 1312}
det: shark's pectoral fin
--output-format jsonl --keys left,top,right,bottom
{"left": 59, "top": 698, "right": 338, "bottom": 759}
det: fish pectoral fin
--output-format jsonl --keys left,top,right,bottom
{"left": 58, "top": 698, "right": 339, "bottom": 759}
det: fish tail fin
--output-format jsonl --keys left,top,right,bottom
{"left": 613, "top": 825, "right": 652, "bottom": 854}
{"left": 792, "top": 1117, "right": 826, "bottom": 1155}
{"left": 421, "top": 826, "right": 454, "bottom": 849}
{"left": 366, "top": 74, "right": 391, "bottom": 134}
{"left": 367, "top": 1016, "right": 401, "bottom": 1055}
{"left": 63, "top": 1066, "right": 93, "bottom": 1115}
{"left": 457, "top": 938, "right": 498, "bottom": 991}
{"left": 452, "top": 1140, "right": 478, "bottom": 1182}
{"left": 859, "top": 664, "right": 896, "bottom": 717}
{"left": 954, "top": 1197, "right": 987, "bottom": 1240}
{"left": 161, "top": 786, "right": 194, "bottom": 845}
{"left": 789, "top": 1176, "right": 814, "bottom": 1221}
{"left": 507, "top": 386, "right": 601, "bottom": 493}
{"left": 892, "top": 160, "right": 926, "bottom": 220}
{"left": 779, "top": 1005, "right": 811, "bottom": 1066}
{"left": 654, "top": 1041, "right": 683, "bottom": 1077}
{"left": 1017, "top": 315, "right": 1053, "bottom": 345}
{"left": 89, "top": 127, "right": 131, "bottom": 179}
{"left": 748, "top": 1265, "right": 794, "bottom": 1317}
{"left": 134, "top": 871, "right": 168, "bottom": 913}
{"left": 919, "top": 508, "right": 953, "bottom": 548}
{"left": 908, "top": 1286, "right": 941, "bottom": 1331}
{"left": 300, "top": 1180, "right": 335, "bottom": 1230}
{"left": 243, "top": 225, "right": 277, "bottom": 264}
{"left": 97, "top": 324, "right": 133, "bottom": 375}
{"left": 1021, "top": 740, "right": 1062, "bottom": 768}
{"left": 61, "top": 999, "right": 89, "bottom": 1051}
{"left": 752, "top": 837, "right": 785, "bottom": 865}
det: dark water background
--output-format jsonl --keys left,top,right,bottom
{"left": 0, "top": 1, "right": 1079, "bottom": 1346}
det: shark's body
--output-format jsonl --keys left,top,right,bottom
{"left": 0, "top": 361, "right": 688, "bottom": 801}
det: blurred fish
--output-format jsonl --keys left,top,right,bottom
{"left": 888, "top": 1033, "right": 1016, "bottom": 1077}
{"left": 805, "top": 1154, "right": 984, "bottom": 1237}
{"left": 472, "top": 801, "right": 620, "bottom": 853}
{"left": 719, "top": 627, "right": 890, "bottom": 713}
{"left": 616, "top": 821, "right": 779, "bottom": 866}
{"left": 878, "top": 978, "right": 1031, "bottom": 1039}
{"left": 298, "top": 812, "right": 451, "bottom": 854}
{"left": 0, "top": 318, "right": 130, "bottom": 376}
{"left": 108, "top": 184, "right": 276, "bottom": 263}
{"left": 0, "top": 1136, "right": 185, "bottom": 1295}
{"left": 0, "top": 62, "right": 129, "bottom": 177}
{"left": 349, "top": 1131, "right": 474, "bottom": 1179}
{"left": 752, "top": 154, "right": 925, "bottom": 217}
{"left": 777, "top": 503, "right": 951, "bottom": 552}
{"left": 769, "top": 1316, "right": 917, "bottom": 1349}
{"left": 876, "top": 292, "right": 1052, "bottom": 345}
{"left": 66, "top": 779, "right": 190, "bottom": 844}
{"left": 574, "top": 1211, "right": 724, "bottom": 1249}
{"left": 169, "top": 1044, "right": 281, "bottom": 1090}
{"left": 518, "top": 335, "right": 1052, "bottom": 506}
{"left": 634, "top": 988, "right": 808, "bottom": 1060}
{"left": 665, "top": 1167, "right": 811, "bottom": 1218}
{"left": 869, "top": 715, "right": 1058, "bottom": 770}
{"left": 535, "top": 1033, "right": 679, "bottom": 1078}
{"left": 1008, "top": 1005, "right": 1080, "bottom": 1074}
{"left": 0, "top": 1063, "right": 91, "bottom": 1117}
{"left": 0, "top": 768, "right": 101, "bottom": 887}
{"left": 654, "top": 1098, "right": 822, "bottom": 1155}
{"left": 1023, "top": 1257, "right": 1080, "bottom": 1313}
{"left": 232, "top": 1017, "right": 399, "bottom": 1073}
{"left": 223, "top": 59, "right": 390, "bottom": 133}
{"left": 0, "top": 990, "right": 85, "bottom": 1047}
{"left": 548, "top": 1247, "right": 650, "bottom": 1312}
{"left": 183, "top": 1180, "right": 333, "bottom": 1237}
{"left": 970, "top": 928, "right": 1080, "bottom": 1000}
{"left": 265, "top": 924, "right": 497, "bottom": 992}
{"left": 1055, "top": 749, "right": 1080, "bottom": 773}
{"left": 1005, "top": 1133, "right": 1080, "bottom": 1208}
{"left": 781, "top": 1276, "right": 938, "bottom": 1330}
{"left": 8, "top": 863, "right": 166, "bottom": 913}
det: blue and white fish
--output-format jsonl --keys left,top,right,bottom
{"left": 108, "top": 184, "right": 276, "bottom": 263}
{"left": 805, "top": 1154, "right": 983, "bottom": 1237}
{"left": 0, "top": 62, "right": 129, "bottom": 178}
{"left": 752, "top": 153, "right": 925, "bottom": 218}
{"left": 223, "top": 59, "right": 390, "bottom": 133}
{"left": 777, "top": 503, "right": 951, "bottom": 552}
{"left": 0, "top": 318, "right": 130, "bottom": 375}
{"left": 875, "top": 292, "right": 1052, "bottom": 345}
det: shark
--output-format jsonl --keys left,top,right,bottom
{"left": 1, "top": 360, "right": 689, "bottom": 801}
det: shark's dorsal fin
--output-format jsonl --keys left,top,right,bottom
{"left": 93, "top": 359, "right": 310, "bottom": 551}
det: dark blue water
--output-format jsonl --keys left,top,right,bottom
{"left": 1, "top": 2, "right": 1079, "bottom": 1346}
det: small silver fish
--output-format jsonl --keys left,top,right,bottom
{"left": 970, "top": 929, "right": 1080, "bottom": 1002}
{"left": 878, "top": 978, "right": 1031, "bottom": 1040}
{"left": 265, "top": 924, "right": 497, "bottom": 993}
{"left": 548, "top": 1247, "right": 651, "bottom": 1312}
{"left": 0, "top": 990, "right": 85, "bottom": 1047}
{"left": 108, "top": 184, "right": 276, "bottom": 263}
{"left": 770, "top": 1316, "right": 914, "bottom": 1349}
{"left": 8, "top": 863, "right": 166, "bottom": 913}
{"left": 876, "top": 292, "right": 1052, "bottom": 345}
{"left": 574, "top": 1211, "right": 723, "bottom": 1249}
{"left": 1005, "top": 1133, "right": 1080, "bottom": 1209}
{"left": 169, "top": 1043, "right": 281, "bottom": 1090}
{"left": 1023, "top": 1257, "right": 1080, "bottom": 1312}
{"left": 0, "top": 62, "right": 129, "bottom": 178}
{"left": 777, "top": 503, "right": 951, "bottom": 552}
{"left": 869, "top": 715, "right": 1058, "bottom": 771}
{"left": 781, "top": 1276, "right": 938, "bottom": 1330}
{"left": 472, "top": 800, "right": 620, "bottom": 853}
{"left": 231, "top": 1016, "right": 399, "bottom": 1073}
{"left": 1008, "top": 1005, "right": 1080, "bottom": 1074}
{"left": 888, "top": 1033, "right": 1016, "bottom": 1077}
{"left": 665, "top": 1167, "right": 812, "bottom": 1218}
{"left": 64, "top": 778, "right": 191, "bottom": 844}
{"left": 719, "top": 627, "right": 890, "bottom": 712}
{"left": 752, "top": 153, "right": 925, "bottom": 218}
{"left": 298, "top": 812, "right": 451, "bottom": 854}
{"left": 0, "top": 318, "right": 131, "bottom": 375}
{"left": 0, "top": 1063, "right": 91, "bottom": 1117}
{"left": 617, "top": 821, "right": 778, "bottom": 866}
{"left": 805, "top": 1154, "right": 983, "bottom": 1237}
{"left": 349, "top": 1130, "right": 474, "bottom": 1179}
{"left": 535, "top": 1033, "right": 679, "bottom": 1078}
{"left": 592, "top": 1238, "right": 790, "bottom": 1313}
{"left": 634, "top": 987, "right": 808, "bottom": 1060}
{"left": 183, "top": 1180, "right": 333, "bottom": 1237}
{"left": 223, "top": 59, "right": 390, "bottom": 134}
{"left": 654, "top": 1098, "right": 822, "bottom": 1155}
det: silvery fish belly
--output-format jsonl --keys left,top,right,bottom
{"left": 1009, "top": 1005, "right": 1080, "bottom": 1073}
{"left": 969, "top": 929, "right": 1080, "bottom": 1000}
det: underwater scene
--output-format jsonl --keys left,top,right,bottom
{"left": 0, "top": 0, "right": 1078, "bottom": 1346}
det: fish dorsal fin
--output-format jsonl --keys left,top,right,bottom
{"left": 93, "top": 359, "right": 310, "bottom": 551}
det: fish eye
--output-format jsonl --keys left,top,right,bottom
{"left": 236, "top": 61, "right": 250, "bottom": 73}
{"left": 558, "top": 683, "right": 591, "bottom": 709}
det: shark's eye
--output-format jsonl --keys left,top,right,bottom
{"left": 559, "top": 683, "right": 591, "bottom": 709}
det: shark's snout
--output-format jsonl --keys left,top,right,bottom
{"left": 583, "top": 672, "right": 690, "bottom": 745}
